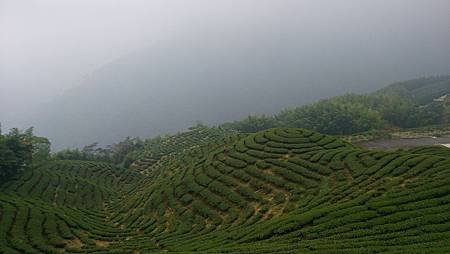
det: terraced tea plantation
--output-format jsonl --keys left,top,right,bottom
{"left": 1, "top": 128, "right": 450, "bottom": 253}
{"left": 130, "top": 125, "right": 238, "bottom": 175}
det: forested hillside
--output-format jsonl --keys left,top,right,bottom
{"left": 1, "top": 127, "right": 450, "bottom": 253}
{"left": 223, "top": 76, "right": 450, "bottom": 134}
{"left": 376, "top": 75, "right": 450, "bottom": 105}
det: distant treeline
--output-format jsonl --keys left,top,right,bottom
{"left": 10, "top": 76, "right": 449, "bottom": 169}
{"left": 221, "top": 76, "right": 450, "bottom": 134}
{"left": 52, "top": 124, "right": 226, "bottom": 167}
{"left": 0, "top": 126, "right": 143, "bottom": 178}
{"left": 53, "top": 137, "right": 145, "bottom": 168}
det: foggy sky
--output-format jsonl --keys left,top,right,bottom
{"left": 1, "top": 0, "right": 302, "bottom": 128}
{"left": 1, "top": 0, "right": 450, "bottom": 138}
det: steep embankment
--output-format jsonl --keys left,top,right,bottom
{"left": 1, "top": 128, "right": 450, "bottom": 253}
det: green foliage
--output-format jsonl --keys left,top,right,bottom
{"left": 376, "top": 75, "right": 450, "bottom": 105}
{"left": 409, "top": 145, "right": 450, "bottom": 158}
{"left": 1, "top": 127, "right": 450, "bottom": 253}
{"left": 222, "top": 114, "right": 277, "bottom": 133}
{"left": 0, "top": 127, "right": 34, "bottom": 182}
{"left": 221, "top": 76, "right": 450, "bottom": 134}
{"left": 277, "top": 94, "right": 384, "bottom": 134}
{"left": 54, "top": 136, "right": 144, "bottom": 166}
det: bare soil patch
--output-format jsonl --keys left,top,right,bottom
{"left": 65, "top": 238, "right": 84, "bottom": 249}
{"left": 94, "top": 239, "right": 110, "bottom": 247}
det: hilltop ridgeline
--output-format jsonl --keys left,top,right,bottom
{"left": 223, "top": 76, "right": 450, "bottom": 134}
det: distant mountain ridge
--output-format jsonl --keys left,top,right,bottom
{"left": 26, "top": 28, "right": 449, "bottom": 149}
{"left": 377, "top": 75, "right": 450, "bottom": 104}
{"left": 223, "top": 75, "right": 450, "bottom": 135}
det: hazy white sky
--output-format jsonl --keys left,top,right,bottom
{"left": 1, "top": 0, "right": 450, "bottom": 131}
{"left": 0, "top": 0, "right": 192, "bottom": 115}
{"left": 0, "top": 0, "right": 291, "bottom": 124}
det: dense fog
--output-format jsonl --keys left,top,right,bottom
{"left": 1, "top": 0, "right": 449, "bottom": 149}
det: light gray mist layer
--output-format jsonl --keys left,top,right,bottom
{"left": 1, "top": 0, "right": 449, "bottom": 148}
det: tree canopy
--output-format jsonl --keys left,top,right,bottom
{"left": 222, "top": 93, "right": 449, "bottom": 134}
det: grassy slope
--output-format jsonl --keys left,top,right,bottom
{"left": 1, "top": 128, "right": 450, "bottom": 253}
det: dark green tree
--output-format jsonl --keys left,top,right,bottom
{"left": 0, "top": 127, "right": 34, "bottom": 182}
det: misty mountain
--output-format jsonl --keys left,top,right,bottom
{"left": 376, "top": 76, "right": 450, "bottom": 105}
{"left": 28, "top": 29, "right": 448, "bottom": 149}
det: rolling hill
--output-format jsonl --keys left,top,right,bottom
{"left": 377, "top": 75, "right": 450, "bottom": 105}
{"left": 1, "top": 127, "right": 450, "bottom": 253}
{"left": 222, "top": 75, "right": 450, "bottom": 135}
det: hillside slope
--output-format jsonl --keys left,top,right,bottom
{"left": 222, "top": 76, "right": 450, "bottom": 135}
{"left": 1, "top": 128, "right": 450, "bottom": 253}
{"left": 377, "top": 75, "right": 450, "bottom": 105}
